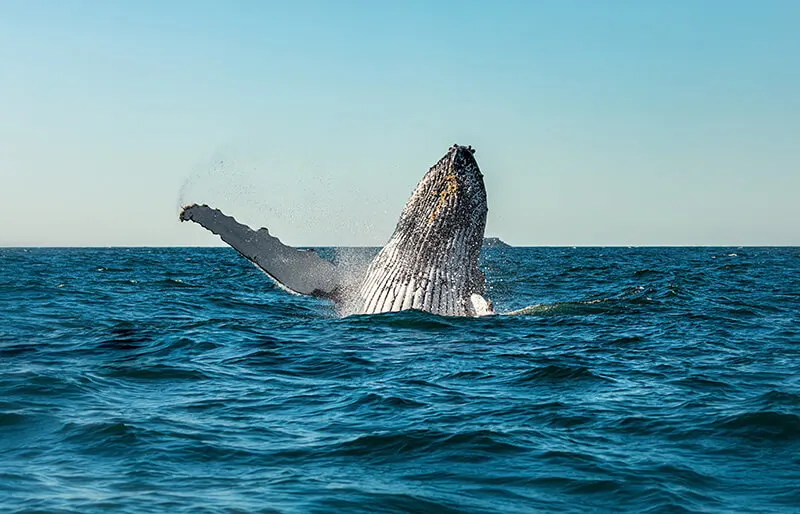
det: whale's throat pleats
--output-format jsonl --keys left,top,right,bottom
{"left": 355, "top": 146, "right": 488, "bottom": 316}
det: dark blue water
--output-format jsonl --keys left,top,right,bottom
{"left": 1, "top": 247, "right": 798, "bottom": 513}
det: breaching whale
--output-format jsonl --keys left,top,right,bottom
{"left": 180, "top": 144, "right": 494, "bottom": 316}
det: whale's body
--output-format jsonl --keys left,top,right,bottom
{"left": 180, "top": 145, "right": 493, "bottom": 316}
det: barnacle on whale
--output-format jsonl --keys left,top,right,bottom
{"left": 429, "top": 174, "right": 459, "bottom": 222}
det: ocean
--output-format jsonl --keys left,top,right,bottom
{"left": 1, "top": 246, "right": 798, "bottom": 513}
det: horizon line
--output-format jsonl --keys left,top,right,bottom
{"left": 2, "top": 244, "right": 798, "bottom": 249}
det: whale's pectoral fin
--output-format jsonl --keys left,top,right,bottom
{"left": 180, "top": 204, "right": 340, "bottom": 298}
{"left": 469, "top": 293, "right": 495, "bottom": 317}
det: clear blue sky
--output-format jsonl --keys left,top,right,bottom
{"left": 1, "top": 0, "right": 798, "bottom": 246}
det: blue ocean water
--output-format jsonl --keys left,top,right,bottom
{"left": 1, "top": 246, "right": 798, "bottom": 513}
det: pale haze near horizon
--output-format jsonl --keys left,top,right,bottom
{"left": 1, "top": 1, "right": 798, "bottom": 247}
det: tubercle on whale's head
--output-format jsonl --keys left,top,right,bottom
{"left": 430, "top": 144, "right": 487, "bottom": 220}
{"left": 393, "top": 144, "right": 488, "bottom": 250}
{"left": 442, "top": 144, "right": 479, "bottom": 178}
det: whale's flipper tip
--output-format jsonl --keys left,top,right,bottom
{"left": 179, "top": 204, "right": 346, "bottom": 299}
{"left": 179, "top": 203, "right": 205, "bottom": 222}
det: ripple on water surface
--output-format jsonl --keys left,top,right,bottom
{"left": 0, "top": 247, "right": 799, "bottom": 513}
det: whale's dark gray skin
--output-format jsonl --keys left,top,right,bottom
{"left": 180, "top": 145, "right": 494, "bottom": 316}
{"left": 355, "top": 145, "right": 490, "bottom": 315}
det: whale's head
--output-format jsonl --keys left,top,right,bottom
{"left": 354, "top": 144, "right": 491, "bottom": 316}
{"left": 392, "top": 144, "right": 487, "bottom": 253}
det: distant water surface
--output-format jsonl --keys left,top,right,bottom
{"left": 1, "top": 247, "right": 798, "bottom": 513}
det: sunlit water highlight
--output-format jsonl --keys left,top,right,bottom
{"left": 1, "top": 247, "right": 798, "bottom": 513}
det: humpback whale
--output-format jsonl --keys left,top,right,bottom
{"left": 180, "top": 144, "right": 494, "bottom": 317}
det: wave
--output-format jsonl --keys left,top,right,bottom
{"left": 333, "top": 428, "right": 528, "bottom": 461}
{"left": 3, "top": 247, "right": 799, "bottom": 514}
{"left": 99, "top": 364, "right": 211, "bottom": 381}
{"left": 343, "top": 309, "right": 458, "bottom": 329}
{"left": 714, "top": 411, "right": 800, "bottom": 441}
{"left": 514, "top": 364, "right": 608, "bottom": 384}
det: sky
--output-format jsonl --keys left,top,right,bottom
{"left": 1, "top": 0, "right": 798, "bottom": 246}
